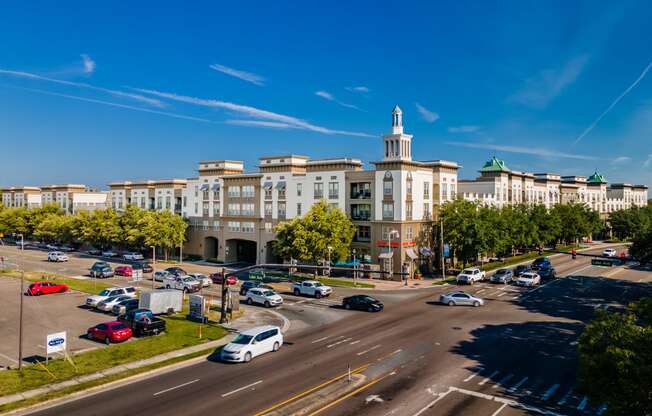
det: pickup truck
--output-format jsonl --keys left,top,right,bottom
{"left": 292, "top": 280, "right": 333, "bottom": 299}
{"left": 118, "top": 308, "right": 166, "bottom": 337}
{"left": 456, "top": 268, "right": 485, "bottom": 285}
{"left": 163, "top": 275, "right": 201, "bottom": 292}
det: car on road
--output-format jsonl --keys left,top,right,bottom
{"left": 292, "top": 280, "right": 332, "bottom": 298}
{"left": 111, "top": 298, "right": 139, "bottom": 315}
{"left": 513, "top": 265, "right": 530, "bottom": 277}
{"left": 210, "top": 272, "right": 238, "bottom": 286}
{"left": 440, "top": 291, "right": 484, "bottom": 307}
{"left": 456, "top": 268, "right": 485, "bottom": 285}
{"left": 96, "top": 295, "right": 133, "bottom": 312}
{"left": 87, "top": 249, "right": 102, "bottom": 256}
{"left": 221, "top": 325, "right": 283, "bottom": 363}
{"left": 87, "top": 321, "right": 133, "bottom": 344}
{"left": 245, "top": 288, "right": 283, "bottom": 308}
{"left": 537, "top": 265, "right": 557, "bottom": 280}
{"left": 25, "top": 281, "right": 69, "bottom": 296}
{"left": 132, "top": 261, "right": 153, "bottom": 273}
{"left": 516, "top": 272, "right": 541, "bottom": 287}
{"left": 602, "top": 248, "right": 617, "bottom": 257}
{"left": 118, "top": 309, "right": 166, "bottom": 337}
{"left": 122, "top": 252, "right": 144, "bottom": 261}
{"left": 188, "top": 273, "right": 211, "bottom": 288}
{"left": 530, "top": 257, "right": 551, "bottom": 271}
{"left": 342, "top": 295, "right": 384, "bottom": 312}
{"left": 163, "top": 275, "right": 201, "bottom": 292}
{"left": 101, "top": 250, "right": 118, "bottom": 258}
{"left": 239, "top": 281, "right": 273, "bottom": 296}
{"left": 85, "top": 286, "right": 137, "bottom": 308}
{"left": 59, "top": 245, "right": 76, "bottom": 252}
{"left": 114, "top": 265, "right": 134, "bottom": 277}
{"left": 47, "top": 251, "right": 69, "bottom": 262}
{"left": 164, "top": 267, "right": 186, "bottom": 277}
{"left": 90, "top": 265, "right": 114, "bottom": 278}
{"left": 490, "top": 268, "right": 513, "bottom": 284}
{"left": 45, "top": 244, "right": 60, "bottom": 251}
{"left": 153, "top": 270, "right": 172, "bottom": 282}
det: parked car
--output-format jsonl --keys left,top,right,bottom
{"left": 118, "top": 309, "right": 166, "bottom": 336}
{"left": 153, "top": 270, "right": 172, "bottom": 282}
{"left": 603, "top": 248, "right": 617, "bottom": 257}
{"left": 46, "top": 244, "right": 60, "bottom": 251}
{"left": 342, "top": 295, "right": 384, "bottom": 312}
{"left": 188, "top": 273, "right": 211, "bottom": 288}
{"left": 59, "top": 245, "right": 76, "bottom": 252}
{"left": 513, "top": 265, "right": 530, "bottom": 277}
{"left": 111, "top": 298, "right": 139, "bottom": 315}
{"left": 102, "top": 250, "right": 118, "bottom": 257}
{"left": 96, "top": 295, "right": 133, "bottom": 312}
{"left": 122, "top": 252, "right": 144, "bottom": 261}
{"left": 85, "top": 286, "right": 137, "bottom": 308}
{"left": 439, "top": 291, "right": 484, "bottom": 307}
{"left": 220, "top": 325, "right": 283, "bottom": 363}
{"left": 87, "top": 248, "right": 102, "bottom": 256}
{"left": 239, "top": 281, "right": 273, "bottom": 296}
{"left": 163, "top": 275, "right": 201, "bottom": 292}
{"left": 490, "top": 268, "right": 513, "bottom": 284}
{"left": 25, "top": 281, "right": 69, "bottom": 296}
{"left": 87, "top": 321, "right": 132, "bottom": 344}
{"left": 516, "top": 272, "right": 541, "bottom": 287}
{"left": 210, "top": 272, "right": 237, "bottom": 286}
{"left": 456, "top": 268, "right": 485, "bottom": 285}
{"left": 164, "top": 267, "right": 186, "bottom": 277}
{"left": 245, "top": 288, "right": 283, "bottom": 308}
{"left": 47, "top": 251, "right": 69, "bottom": 262}
{"left": 292, "top": 280, "right": 332, "bottom": 298}
{"left": 537, "top": 265, "right": 557, "bottom": 280}
{"left": 90, "top": 265, "right": 114, "bottom": 278}
{"left": 132, "top": 261, "right": 153, "bottom": 273}
{"left": 530, "top": 257, "right": 551, "bottom": 271}
{"left": 114, "top": 266, "right": 134, "bottom": 277}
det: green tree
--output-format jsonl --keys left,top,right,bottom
{"left": 630, "top": 228, "right": 652, "bottom": 264}
{"left": 578, "top": 298, "right": 652, "bottom": 415}
{"left": 275, "top": 200, "right": 355, "bottom": 263}
{"left": 441, "top": 199, "right": 482, "bottom": 266}
{"left": 118, "top": 205, "right": 148, "bottom": 248}
{"left": 0, "top": 207, "right": 30, "bottom": 236}
{"left": 609, "top": 206, "right": 652, "bottom": 240}
{"left": 72, "top": 209, "right": 121, "bottom": 249}
{"left": 139, "top": 211, "right": 188, "bottom": 260}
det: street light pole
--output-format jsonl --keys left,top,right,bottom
{"left": 151, "top": 246, "right": 156, "bottom": 289}
{"left": 18, "top": 233, "right": 24, "bottom": 370}
{"left": 388, "top": 230, "right": 399, "bottom": 280}
{"left": 352, "top": 248, "right": 357, "bottom": 286}
{"left": 327, "top": 246, "right": 333, "bottom": 277}
{"left": 440, "top": 218, "right": 446, "bottom": 279}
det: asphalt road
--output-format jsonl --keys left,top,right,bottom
{"left": 22, "top": 244, "right": 652, "bottom": 416}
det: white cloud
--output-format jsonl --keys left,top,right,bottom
{"left": 446, "top": 141, "right": 598, "bottom": 161}
{"left": 315, "top": 90, "right": 361, "bottom": 111}
{"left": 345, "top": 86, "right": 370, "bottom": 93}
{"left": 0, "top": 69, "right": 165, "bottom": 108}
{"left": 415, "top": 103, "right": 440, "bottom": 123}
{"left": 510, "top": 55, "right": 589, "bottom": 109}
{"left": 644, "top": 154, "right": 652, "bottom": 168}
{"left": 209, "top": 63, "right": 265, "bottom": 86}
{"left": 19, "top": 87, "right": 211, "bottom": 123}
{"left": 574, "top": 61, "right": 652, "bottom": 144}
{"left": 134, "top": 87, "right": 374, "bottom": 137}
{"left": 448, "top": 125, "right": 481, "bottom": 133}
{"left": 611, "top": 156, "right": 632, "bottom": 165}
{"left": 225, "top": 120, "right": 301, "bottom": 130}
{"left": 80, "top": 54, "right": 96, "bottom": 74}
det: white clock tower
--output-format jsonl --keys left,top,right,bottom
{"left": 383, "top": 105, "right": 413, "bottom": 161}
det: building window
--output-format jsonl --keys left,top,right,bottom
{"left": 406, "top": 177, "right": 413, "bottom": 196}
{"left": 278, "top": 188, "right": 286, "bottom": 199}
{"left": 328, "top": 182, "right": 339, "bottom": 199}
{"left": 228, "top": 221, "right": 240, "bottom": 232}
{"left": 406, "top": 226, "right": 413, "bottom": 240}
{"left": 202, "top": 189, "right": 209, "bottom": 200}
{"left": 351, "top": 204, "right": 371, "bottom": 221}
{"left": 202, "top": 202, "right": 209, "bottom": 216}
{"left": 424, "top": 182, "right": 430, "bottom": 199}
{"left": 157, "top": 197, "right": 162, "bottom": 210}
{"left": 382, "top": 202, "right": 394, "bottom": 219}
{"left": 265, "top": 222, "right": 273, "bottom": 233}
{"left": 297, "top": 203, "right": 302, "bottom": 216}
{"left": 202, "top": 220, "right": 209, "bottom": 231}
{"left": 165, "top": 196, "right": 171, "bottom": 209}
{"left": 194, "top": 186, "right": 198, "bottom": 198}
{"left": 242, "top": 185, "right": 255, "bottom": 198}
{"left": 227, "top": 203, "right": 240, "bottom": 216}
{"left": 423, "top": 203, "right": 430, "bottom": 219}
{"left": 383, "top": 172, "right": 393, "bottom": 196}
{"left": 241, "top": 203, "right": 255, "bottom": 216}
{"left": 213, "top": 203, "right": 220, "bottom": 217}
{"left": 183, "top": 196, "right": 187, "bottom": 207}
{"left": 264, "top": 202, "right": 272, "bottom": 216}
{"left": 351, "top": 182, "right": 371, "bottom": 199}
{"left": 213, "top": 220, "right": 219, "bottom": 230}
{"left": 265, "top": 188, "right": 273, "bottom": 199}
{"left": 278, "top": 202, "right": 286, "bottom": 217}
{"left": 194, "top": 202, "right": 198, "bottom": 214}
{"left": 297, "top": 183, "right": 302, "bottom": 197}
{"left": 241, "top": 222, "right": 255, "bottom": 233}
{"left": 228, "top": 186, "right": 240, "bottom": 198}
{"left": 314, "top": 183, "right": 324, "bottom": 199}
{"left": 406, "top": 202, "right": 412, "bottom": 220}
{"left": 355, "top": 225, "right": 371, "bottom": 242}
{"left": 213, "top": 189, "right": 219, "bottom": 200}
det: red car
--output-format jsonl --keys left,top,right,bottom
{"left": 87, "top": 321, "right": 133, "bottom": 344}
{"left": 25, "top": 281, "right": 69, "bottom": 296}
{"left": 114, "top": 266, "right": 133, "bottom": 277}
{"left": 210, "top": 272, "right": 237, "bottom": 285}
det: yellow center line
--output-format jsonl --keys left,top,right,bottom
{"left": 252, "top": 363, "right": 371, "bottom": 416}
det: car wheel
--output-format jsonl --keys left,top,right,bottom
{"left": 293, "top": 289, "right": 300, "bottom": 296}
{"left": 243, "top": 352, "right": 252, "bottom": 363}
{"left": 59, "top": 288, "right": 65, "bottom": 293}
{"left": 104, "top": 336, "right": 111, "bottom": 345}
{"left": 473, "top": 301, "right": 480, "bottom": 307}
{"left": 344, "top": 303, "right": 351, "bottom": 310}
{"left": 247, "top": 298, "right": 253, "bottom": 305}
{"left": 36, "top": 291, "right": 42, "bottom": 296}
{"left": 166, "top": 285, "right": 171, "bottom": 289}
{"left": 448, "top": 300, "right": 455, "bottom": 306}
{"left": 273, "top": 341, "right": 280, "bottom": 352}
{"left": 315, "top": 292, "right": 322, "bottom": 299}
{"left": 368, "top": 306, "right": 374, "bottom": 312}
{"left": 264, "top": 301, "right": 271, "bottom": 308}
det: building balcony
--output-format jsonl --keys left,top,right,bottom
{"left": 351, "top": 214, "right": 371, "bottom": 221}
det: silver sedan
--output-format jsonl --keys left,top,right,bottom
{"left": 439, "top": 291, "right": 484, "bottom": 307}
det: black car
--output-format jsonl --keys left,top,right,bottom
{"left": 537, "top": 265, "right": 557, "bottom": 280}
{"left": 133, "top": 262, "right": 153, "bottom": 273}
{"left": 342, "top": 295, "right": 384, "bottom": 312}
{"left": 87, "top": 249, "right": 102, "bottom": 256}
{"left": 514, "top": 265, "right": 530, "bottom": 276}
{"left": 164, "top": 267, "right": 186, "bottom": 277}
{"left": 239, "top": 280, "right": 273, "bottom": 296}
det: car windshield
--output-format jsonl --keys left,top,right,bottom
{"left": 104, "top": 296, "right": 119, "bottom": 302}
{"left": 98, "top": 290, "right": 110, "bottom": 296}
{"left": 111, "top": 323, "right": 127, "bottom": 330}
{"left": 232, "top": 334, "right": 253, "bottom": 345}
{"left": 462, "top": 269, "right": 474, "bottom": 274}
{"left": 497, "top": 269, "right": 508, "bottom": 274}
{"left": 362, "top": 296, "right": 377, "bottom": 302}
{"left": 313, "top": 282, "right": 323, "bottom": 287}
{"left": 262, "top": 290, "right": 275, "bottom": 297}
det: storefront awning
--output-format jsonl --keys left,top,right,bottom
{"left": 378, "top": 252, "right": 393, "bottom": 259}
{"left": 419, "top": 247, "right": 433, "bottom": 257}
{"left": 406, "top": 248, "right": 418, "bottom": 260}
{"left": 276, "top": 181, "right": 286, "bottom": 190}
{"left": 199, "top": 184, "right": 209, "bottom": 190}
{"left": 211, "top": 183, "right": 221, "bottom": 191}
{"left": 263, "top": 181, "right": 273, "bottom": 190}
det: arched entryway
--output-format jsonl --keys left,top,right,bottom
{"left": 203, "top": 237, "right": 218, "bottom": 260}
{"left": 225, "top": 239, "right": 257, "bottom": 264}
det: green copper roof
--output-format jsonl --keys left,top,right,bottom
{"left": 587, "top": 171, "right": 607, "bottom": 184}
{"left": 480, "top": 156, "right": 510, "bottom": 173}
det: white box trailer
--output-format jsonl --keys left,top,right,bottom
{"left": 139, "top": 289, "right": 183, "bottom": 315}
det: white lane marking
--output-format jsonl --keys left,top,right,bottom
{"left": 577, "top": 396, "right": 588, "bottom": 411}
{"left": 153, "top": 379, "right": 200, "bottom": 396}
{"left": 0, "top": 352, "right": 19, "bottom": 364}
{"left": 541, "top": 383, "right": 560, "bottom": 401}
{"left": 488, "top": 291, "right": 502, "bottom": 296}
{"left": 479, "top": 370, "right": 499, "bottom": 385}
{"left": 476, "top": 289, "right": 486, "bottom": 294}
{"left": 221, "top": 380, "right": 263, "bottom": 397}
{"left": 493, "top": 374, "right": 513, "bottom": 388}
{"left": 569, "top": 264, "right": 594, "bottom": 276}
{"left": 497, "top": 292, "right": 507, "bottom": 297}
{"left": 490, "top": 403, "right": 508, "bottom": 416}
{"left": 412, "top": 387, "right": 454, "bottom": 416}
{"left": 449, "top": 387, "right": 566, "bottom": 416}
{"left": 557, "top": 389, "right": 572, "bottom": 405}
{"left": 349, "top": 340, "right": 361, "bottom": 345}
{"left": 311, "top": 336, "right": 330, "bottom": 344}
{"left": 357, "top": 344, "right": 381, "bottom": 356}
{"left": 507, "top": 376, "right": 528, "bottom": 393}
{"left": 463, "top": 368, "right": 483, "bottom": 382}
{"left": 327, "top": 337, "right": 353, "bottom": 348}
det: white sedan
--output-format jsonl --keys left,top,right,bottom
{"left": 153, "top": 270, "right": 172, "bottom": 282}
{"left": 96, "top": 295, "right": 133, "bottom": 312}
{"left": 245, "top": 288, "right": 283, "bottom": 308}
{"left": 188, "top": 273, "right": 211, "bottom": 288}
{"left": 47, "top": 251, "right": 69, "bottom": 262}
{"left": 602, "top": 248, "right": 617, "bottom": 257}
{"left": 123, "top": 252, "right": 144, "bottom": 261}
{"left": 102, "top": 250, "right": 118, "bottom": 257}
{"left": 516, "top": 272, "right": 541, "bottom": 287}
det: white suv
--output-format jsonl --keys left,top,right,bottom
{"left": 602, "top": 248, "right": 617, "bottom": 257}
{"left": 47, "top": 251, "right": 69, "bottom": 262}
{"left": 85, "top": 286, "right": 137, "bottom": 308}
{"left": 516, "top": 272, "right": 541, "bottom": 287}
{"left": 123, "top": 252, "right": 144, "bottom": 261}
{"left": 246, "top": 288, "right": 283, "bottom": 308}
{"left": 221, "top": 326, "right": 283, "bottom": 363}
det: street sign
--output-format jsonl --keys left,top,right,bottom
{"left": 188, "top": 294, "right": 206, "bottom": 322}
{"left": 443, "top": 244, "right": 450, "bottom": 258}
{"left": 46, "top": 331, "right": 67, "bottom": 355}
{"left": 591, "top": 258, "right": 615, "bottom": 267}
{"left": 132, "top": 269, "right": 143, "bottom": 281}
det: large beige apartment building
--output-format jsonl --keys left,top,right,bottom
{"left": 2, "top": 184, "right": 107, "bottom": 213}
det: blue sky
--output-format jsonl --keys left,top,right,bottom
{"left": 1, "top": 1, "right": 652, "bottom": 189}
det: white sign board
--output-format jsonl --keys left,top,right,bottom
{"left": 132, "top": 269, "right": 143, "bottom": 281}
{"left": 46, "top": 331, "right": 67, "bottom": 355}
{"left": 188, "top": 294, "right": 205, "bottom": 321}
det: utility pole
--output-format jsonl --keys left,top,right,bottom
{"left": 179, "top": 231, "right": 183, "bottom": 265}
{"left": 352, "top": 249, "right": 357, "bottom": 286}
{"left": 220, "top": 268, "right": 228, "bottom": 324}
{"left": 151, "top": 246, "right": 156, "bottom": 289}
{"left": 440, "top": 218, "right": 445, "bottom": 279}
{"left": 18, "top": 233, "right": 24, "bottom": 370}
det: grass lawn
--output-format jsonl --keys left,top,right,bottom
{"left": 0, "top": 313, "right": 227, "bottom": 397}
{"left": 1, "top": 271, "right": 114, "bottom": 294}
{"left": 479, "top": 245, "right": 581, "bottom": 272}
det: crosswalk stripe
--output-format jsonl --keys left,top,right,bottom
{"left": 463, "top": 368, "right": 483, "bottom": 382}
{"left": 497, "top": 292, "right": 507, "bottom": 297}
{"left": 557, "top": 389, "right": 572, "bottom": 405}
{"left": 541, "top": 383, "right": 560, "bottom": 401}
{"left": 326, "top": 337, "right": 352, "bottom": 348}
{"left": 507, "top": 377, "right": 528, "bottom": 393}
{"left": 492, "top": 373, "right": 513, "bottom": 388}
{"left": 478, "top": 370, "right": 499, "bottom": 385}
{"left": 476, "top": 289, "right": 486, "bottom": 294}
{"left": 577, "top": 396, "right": 588, "bottom": 411}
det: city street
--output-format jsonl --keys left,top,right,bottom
{"left": 18, "top": 245, "right": 651, "bottom": 416}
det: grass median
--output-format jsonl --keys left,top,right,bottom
{"left": 0, "top": 313, "right": 227, "bottom": 397}
{"left": 2, "top": 270, "right": 114, "bottom": 294}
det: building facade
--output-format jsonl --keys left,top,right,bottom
{"left": 1, "top": 184, "right": 107, "bottom": 213}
